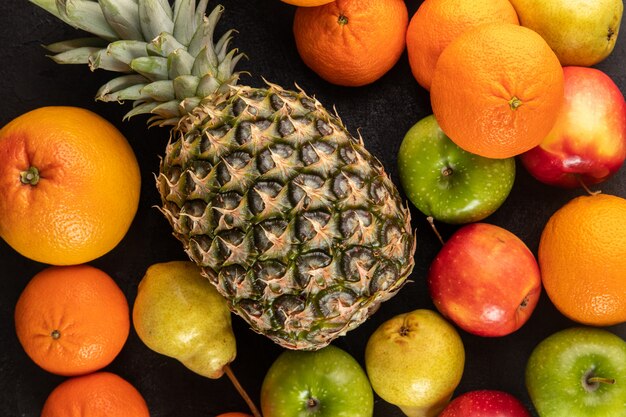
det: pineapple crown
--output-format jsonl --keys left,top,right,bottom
{"left": 30, "top": 0, "right": 244, "bottom": 125}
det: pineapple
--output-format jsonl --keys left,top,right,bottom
{"left": 30, "top": 0, "right": 416, "bottom": 350}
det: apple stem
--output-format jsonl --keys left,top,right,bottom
{"left": 426, "top": 216, "right": 445, "bottom": 246}
{"left": 223, "top": 364, "right": 263, "bottom": 417}
{"left": 588, "top": 376, "right": 616, "bottom": 385}
{"left": 576, "top": 175, "right": 602, "bottom": 196}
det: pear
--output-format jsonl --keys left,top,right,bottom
{"left": 365, "top": 309, "right": 465, "bottom": 417}
{"left": 132, "top": 261, "right": 260, "bottom": 417}
{"left": 510, "top": 0, "right": 623, "bottom": 66}
{"left": 133, "top": 261, "right": 236, "bottom": 378}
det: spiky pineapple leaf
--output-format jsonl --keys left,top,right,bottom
{"left": 100, "top": 0, "right": 144, "bottom": 40}
{"left": 96, "top": 74, "right": 149, "bottom": 99}
{"left": 60, "top": 0, "right": 120, "bottom": 41}
{"left": 45, "top": 37, "right": 107, "bottom": 53}
{"left": 31, "top": 0, "right": 244, "bottom": 124}
{"left": 138, "top": 0, "right": 173, "bottom": 40}
{"left": 49, "top": 46, "right": 101, "bottom": 64}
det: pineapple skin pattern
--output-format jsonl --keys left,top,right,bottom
{"left": 29, "top": 0, "right": 417, "bottom": 350}
{"left": 159, "top": 84, "right": 416, "bottom": 349}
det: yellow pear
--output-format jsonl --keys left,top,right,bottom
{"left": 132, "top": 261, "right": 236, "bottom": 379}
{"left": 365, "top": 309, "right": 465, "bottom": 417}
{"left": 510, "top": 0, "right": 623, "bottom": 66}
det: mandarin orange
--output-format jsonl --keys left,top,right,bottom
{"left": 14, "top": 265, "right": 130, "bottom": 376}
{"left": 40, "top": 372, "right": 150, "bottom": 417}
{"left": 293, "top": 0, "right": 408, "bottom": 86}
{"left": 406, "top": 0, "right": 519, "bottom": 90}
{"left": 430, "top": 23, "right": 564, "bottom": 159}
{"left": 281, "top": 0, "right": 334, "bottom": 5}
{"left": 538, "top": 193, "right": 626, "bottom": 326}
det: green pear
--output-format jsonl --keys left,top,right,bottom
{"left": 365, "top": 309, "right": 465, "bottom": 417}
{"left": 510, "top": 0, "right": 623, "bottom": 66}
{"left": 132, "top": 261, "right": 236, "bottom": 379}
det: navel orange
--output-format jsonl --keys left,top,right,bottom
{"left": 406, "top": 0, "right": 519, "bottom": 90}
{"left": 538, "top": 193, "right": 626, "bottom": 326}
{"left": 293, "top": 0, "right": 408, "bottom": 86}
{"left": 41, "top": 372, "right": 150, "bottom": 417}
{"left": 0, "top": 106, "right": 141, "bottom": 265}
{"left": 430, "top": 23, "right": 564, "bottom": 159}
{"left": 14, "top": 265, "right": 130, "bottom": 376}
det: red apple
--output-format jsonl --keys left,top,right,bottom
{"left": 440, "top": 390, "right": 532, "bottom": 417}
{"left": 520, "top": 66, "right": 626, "bottom": 188}
{"left": 428, "top": 223, "right": 541, "bottom": 337}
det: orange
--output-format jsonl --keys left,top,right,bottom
{"left": 14, "top": 265, "right": 130, "bottom": 376}
{"left": 0, "top": 106, "right": 141, "bottom": 265}
{"left": 538, "top": 194, "right": 626, "bottom": 326}
{"left": 41, "top": 372, "right": 150, "bottom": 417}
{"left": 406, "top": 0, "right": 519, "bottom": 90}
{"left": 281, "top": 0, "right": 334, "bottom": 5}
{"left": 293, "top": 0, "right": 408, "bottom": 86}
{"left": 430, "top": 23, "right": 564, "bottom": 159}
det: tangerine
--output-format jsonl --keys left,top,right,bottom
{"left": 14, "top": 265, "right": 130, "bottom": 376}
{"left": 0, "top": 106, "right": 141, "bottom": 265}
{"left": 40, "top": 372, "right": 150, "bottom": 417}
{"left": 406, "top": 0, "right": 519, "bottom": 91}
{"left": 430, "top": 23, "right": 564, "bottom": 159}
{"left": 293, "top": 0, "right": 408, "bottom": 86}
{"left": 281, "top": 0, "right": 334, "bottom": 5}
{"left": 538, "top": 193, "right": 626, "bottom": 326}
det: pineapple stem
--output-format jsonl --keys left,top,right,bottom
{"left": 223, "top": 364, "right": 262, "bottom": 417}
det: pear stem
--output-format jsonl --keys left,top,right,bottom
{"left": 223, "top": 364, "right": 263, "bottom": 417}
{"left": 427, "top": 216, "right": 445, "bottom": 246}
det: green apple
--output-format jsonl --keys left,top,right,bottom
{"left": 526, "top": 327, "right": 626, "bottom": 417}
{"left": 261, "top": 345, "right": 373, "bottom": 417}
{"left": 365, "top": 309, "right": 465, "bottom": 417}
{"left": 510, "top": 0, "right": 623, "bottom": 66}
{"left": 397, "top": 115, "right": 515, "bottom": 224}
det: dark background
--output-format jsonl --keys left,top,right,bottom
{"left": 0, "top": 1, "right": 624, "bottom": 416}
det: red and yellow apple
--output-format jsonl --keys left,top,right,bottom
{"left": 428, "top": 223, "right": 542, "bottom": 337}
{"left": 520, "top": 66, "right": 626, "bottom": 188}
